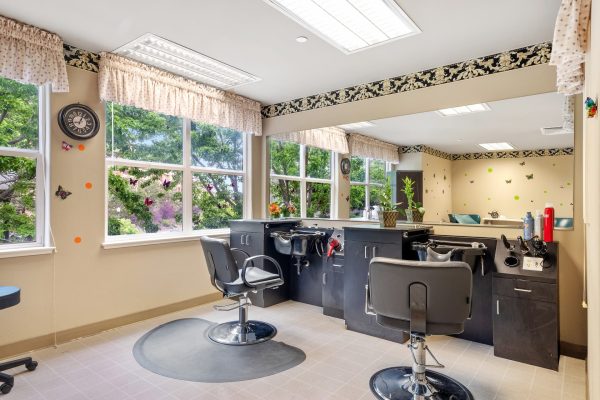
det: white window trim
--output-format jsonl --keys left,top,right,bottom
{"left": 350, "top": 157, "right": 392, "bottom": 219}
{"left": 267, "top": 138, "right": 334, "bottom": 219}
{"left": 104, "top": 105, "right": 249, "bottom": 243}
{"left": 0, "top": 83, "right": 50, "bottom": 252}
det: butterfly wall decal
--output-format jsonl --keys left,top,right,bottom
{"left": 61, "top": 141, "right": 73, "bottom": 151}
{"left": 526, "top": 174, "right": 534, "bottom": 180}
{"left": 345, "top": 196, "right": 349, "bottom": 202}
{"left": 129, "top": 178, "right": 138, "bottom": 186}
{"left": 55, "top": 185, "right": 72, "bottom": 200}
{"left": 162, "top": 179, "right": 171, "bottom": 189}
{"left": 144, "top": 197, "right": 154, "bottom": 206}
{"left": 470, "top": 180, "right": 474, "bottom": 184}
{"left": 505, "top": 179, "right": 512, "bottom": 184}
{"left": 519, "top": 161, "right": 526, "bottom": 166}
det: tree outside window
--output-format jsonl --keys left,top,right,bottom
{"left": 350, "top": 156, "right": 390, "bottom": 218}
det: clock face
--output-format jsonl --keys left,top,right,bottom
{"left": 340, "top": 157, "right": 351, "bottom": 175}
{"left": 58, "top": 104, "right": 99, "bottom": 140}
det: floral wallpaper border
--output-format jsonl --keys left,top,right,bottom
{"left": 63, "top": 44, "right": 100, "bottom": 73}
{"left": 261, "top": 42, "right": 552, "bottom": 119}
{"left": 400, "top": 145, "right": 574, "bottom": 161}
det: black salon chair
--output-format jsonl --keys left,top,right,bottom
{"left": 0, "top": 287, "right": 38, "bottom": 395}
{"left": 200, "top": 237, "right": 284, "bottom": 345}
{"left": 366, "top": 258, "right": 474, "bottom": 400}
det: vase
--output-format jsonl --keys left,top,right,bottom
{"left": 405, "top": 209, "right": 423, "bottom": 223}
{"left": 380, "top": 211, "right": 399, "bottom": 228}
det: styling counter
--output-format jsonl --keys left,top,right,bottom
{"left": 228, "top": 220, "right": 560, "bottom": 370}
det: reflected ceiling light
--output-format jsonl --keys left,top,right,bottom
{"left": 540, "top": 126, "right": 573, "bottom": 136}
{"left": 437, "top": 103, "right": 491, "bottom": 117}
{"left": 478, "top": 142, "right": 515, "bottom": 151}
{"left": 338, "top": 121, "right": 375, "bottom": 130}
{"left": 296, "top": 36, "right": 309, "bottom": 43}
{"left": 264, "top": 0, "right": 421, "bottom": 53}
{"left": 113, "top": 34, "right": 260, "bottom": 89}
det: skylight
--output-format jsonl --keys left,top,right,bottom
{"left": 540, "top": 126, "right": 573, "bottom": 136}
{"left": 338, "top": 121, "right": 375, "bottom": 130}
{"left": 264, "top": 0, "right": 421, "bottom": 53}
{"left": 437, "top": 103, "right": 491, "bottom": 117}
{"left": 113, "top": 34, "right": 260, "bottom": 90}
{"left": 478, "top": 143, "right": 515, "bottom": 151}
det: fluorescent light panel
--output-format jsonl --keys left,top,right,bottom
{"left": 437, "top": 103, "right": 491, "bottom": 117}
{"left": 114, "top": 34, "right": 260, "bottom": 89}
{"left": 540, "top": 126, "right": 573, "bottom": 136}
{"left": 338, "top": 121, "right": 374, "bottom": 130}
{"left": 264, "top": 0, "right": 421, "bottom": 53}
{"left": 478, "top": 142, "right": 515, "bottom": 151}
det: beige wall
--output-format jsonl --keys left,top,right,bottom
{"left": 422, "top": 152, "right": 453, "bottom": 222}
{"left": 0, "top": 67, "right": 220, "bottom": 349}
{"left": 452, "top": 154, "right": 574, "bottom": 220}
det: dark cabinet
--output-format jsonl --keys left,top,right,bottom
{"left": 322, "top": 255, "right": 344, "bottom": 319}
{"left": 288, "top": 253, "right": 323, "bottom": 307}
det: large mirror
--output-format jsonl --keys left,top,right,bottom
{"left": 347, "top": 92, "right": 575, "bottom": 228}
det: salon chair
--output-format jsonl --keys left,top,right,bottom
{"left": 0, "top": 287, "right": 38, "bottom": 395}
{"left": 200, "top": 237, "right": 284, "bottom": 345}
{"left": 366, "top": 258, "right": 473, "bottom": 400}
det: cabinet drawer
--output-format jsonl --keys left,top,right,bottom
{"left": 493, "top": 277, "right": 556, "bottom": 303}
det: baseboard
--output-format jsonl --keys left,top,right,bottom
{"left": 0, "top": 292, "right": 222, "bottom": 360}
{"left": 560, "top": 341, "right": 587, "bottom": 360}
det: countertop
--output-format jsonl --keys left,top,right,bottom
{"left": 342, "top": 223, "right": 433, "bottom": 232}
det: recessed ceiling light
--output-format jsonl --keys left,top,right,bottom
{"left": 540, "top": 126, "right": 573, "bottom": 136}
{"left": 296, "top": 36, "right": 308, "bottom": 43}
{"left": 113, "top": 33, "right": 260, "bottom": 90}
{"left": 437, "top": 103, "right": 491, "bottom": 117}
{"left": 338, "top": 121, "right": 375, "bottom": 130}
{"left": 264, "top": 0, "right": 421, "bottom": 54}
{"left": 478, "top": 142, "right": 515, "bottom": 151}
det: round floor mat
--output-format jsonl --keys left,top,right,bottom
{"left": 132, "top": 318, "right": 305, "bottom": 382}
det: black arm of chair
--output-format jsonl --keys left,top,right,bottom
{"left": 241, "top": 255, "right": 283, "bottom": 288}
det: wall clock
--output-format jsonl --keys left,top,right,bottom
{"left": 57, "top": 103, "right": 100, "bottom": 140}
{"left": 340, "top": 157, "right": 351, "bottom": 175}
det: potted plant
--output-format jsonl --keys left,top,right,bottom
{"left": 401, "top": 177, "right": 425, "bottom": 223}
{"left": 379, "top": 177, "right": 402, "bottom": 227}
{"left": 280, "top": 202, "right": 296, "bottom": 218}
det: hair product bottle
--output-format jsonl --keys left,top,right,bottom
{"left": 534, "top": 210, "right": 544, "bottom": 238}
{"left": 543, "top": 203, "right": 555, "bottom": 243}
{"left": 523, "top": 212, "right": 534, "bottom": 240}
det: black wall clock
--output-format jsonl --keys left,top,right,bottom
{"left": 340, "top": 157, "right": 351, "bottom": 175}
{"left": 57, "top": 103, "right": 100, "bottom": 140}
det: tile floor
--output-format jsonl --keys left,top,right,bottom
{"left": 1, "top": 300, "right": 587, "bottom": 400}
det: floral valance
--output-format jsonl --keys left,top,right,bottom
{"left": 0, "top": 15, "right": 69, "bottom": 92}
{"left": 98, "top": 53, "right": 262, "bottom": 135}
{"left": 349, "top": 133, "right": 399, "bottom": 162}
{"left": 549, "top": 0, "right": 591, "bottom": 95}
{"left": 273, "top": 126, "right": 349, "bottom": 154}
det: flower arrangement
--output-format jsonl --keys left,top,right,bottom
{"left": 281, "top": 202, "right": 296, "bottom": 217}
{"left": 268, "top": 202, "right": 281, "bottom": 218}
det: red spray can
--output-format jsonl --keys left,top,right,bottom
{"left": 543, "top": 203, "right": 555, "bottom": 243}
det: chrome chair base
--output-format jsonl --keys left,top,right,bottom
{"left": 207, "top": 320, "right": 277, "bottom": 346}
{"left": 370, "top": 367, "right": 474, "bottom": 400}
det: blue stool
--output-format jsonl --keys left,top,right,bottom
{"left": 0, "top": 287, "right": 38, "bottom": 395}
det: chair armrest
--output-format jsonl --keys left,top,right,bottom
{"left": 241, "top": 255, "right": 283, "bottom": 288}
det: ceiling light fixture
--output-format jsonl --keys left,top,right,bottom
{"left": 338, "top": 121, "right": 375, "bottom": 130}
{"left": 113, "top": 34, "right": 260, "bottom": 90}
{"left": 296, "top": 36, "right": 309, "bottom": 43}
{"left": 264, "top": 0, "right": 421, "bottom": 54}
{"left": 437, "top": 103, "right": 491, "bottom": 117}
{"left": 478, "top": 142, "right": 515, "bottom": 151}
{"left": 540, "top": 126, "right": 573, "bottom": 136}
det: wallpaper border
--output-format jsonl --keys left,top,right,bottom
{"left": 63, "top": 44, "right": 100, "bottom": 73}
{"left": 261, "top": 42, "right": 552, "bottom": 119}
{"left": 400, "top": 145, "right": 574, "bottom": 161}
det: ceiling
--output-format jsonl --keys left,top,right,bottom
{"left": 350, "top": 92, "right": 572, "bottom": 154}
{"left": 0, "top": 0, "right": 560, "bottom": 105}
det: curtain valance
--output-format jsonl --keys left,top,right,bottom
{"left": 273, "top": 126, "right": 349, "bottom": 154}
{"left": 98, "top": 53, "right": 262, "bottom": 135}
{"left": 349, "top": 133, "right": 399, "bottom": 162}
{"left": 0, "top": 15, "right": 69, "bottom": 92}
{"left": 549, "top": 0, "right": 591, "bottom": 95}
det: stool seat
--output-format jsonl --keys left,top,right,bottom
{"left": 0, "top": 287, "right": 20, "bottom": 310}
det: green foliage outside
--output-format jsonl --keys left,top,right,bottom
{"left": 0, "top": 77, "right": 38, "bottom": 244}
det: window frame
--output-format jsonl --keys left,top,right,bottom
{"left": 350, "top": 156, "right": 392, "bottom": 219}
{"left": 104, "top": 104, "right": 250, "bottom": 241}
{"left": 0, "top": 83, "right": 50, "bottom": 250}
{"left": 268, "top": 138, "right": 334, "bottom": 219}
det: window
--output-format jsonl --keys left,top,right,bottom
{"left": 350, "top": 157, "right": 391, "bottom": 218}
{"left": 105, "top": 103, "right": 247, "bottom": 237}
{"left": 0, "top": 76, "right": 48, "bottom": 248}
{"left": 269, "top": 138, "right": 332, "bottom": 218}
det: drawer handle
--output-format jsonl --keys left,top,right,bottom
{"left": 514, "top": 288, "right": 532, "bottom": 293}
{"left": 364, "top": 246, "right": 369, "bottom": 259}
{"left": 332, "top": 264, "right": 343, "bottom": 268}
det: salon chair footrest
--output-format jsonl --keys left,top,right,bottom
{"left": 370, "top": 366, "right": 473, "bottom": 400}
{"left": 207, "top": 320, "right": 276, "bottom": 346}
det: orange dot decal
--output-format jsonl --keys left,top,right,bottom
{"left": 74, "top": 236, "right": 82, "bottom": 244}
{"left": 85, "top": 182, "right": 92, "bottom": 189}
{"left": 78, "top": 144, "right": 85, "bottom": 151}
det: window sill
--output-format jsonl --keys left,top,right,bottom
{"left": 102, "top": 229, "right": 230, "bottom": 250}
{"left": 0, "top": 246, "right": 55, "bottom": 259}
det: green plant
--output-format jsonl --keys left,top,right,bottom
{"left": 380, "top": 177, "right": 401, "bottom": 212}
{"left": 401, "top": 176, "right": 416, "bottom": 210}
